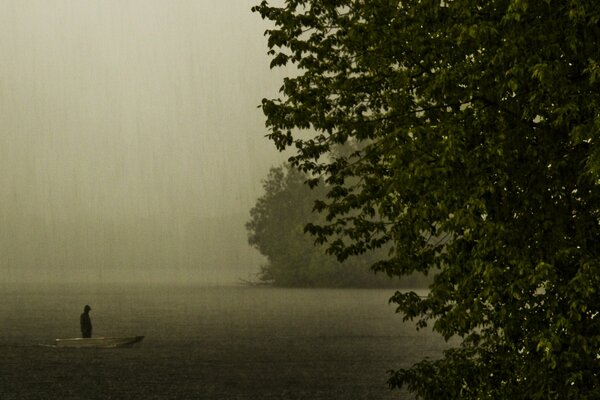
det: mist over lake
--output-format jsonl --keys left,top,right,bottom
{"left": 0, "top": 2, "right": 451, "bottom": 399}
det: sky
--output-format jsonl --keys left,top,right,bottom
{"left": 0, "top": 0, "right": 289, "bottom": 284}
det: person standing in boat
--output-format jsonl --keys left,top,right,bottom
{"left": 80, "top": 305, "right": 92, "bottom": 338}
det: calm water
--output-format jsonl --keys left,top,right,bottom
{"left": 0, "top": 284, "right": 450, "bottom": 399}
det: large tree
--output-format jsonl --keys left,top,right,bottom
{"left": 253, "top": 0, "right": 600, "bottom": 398}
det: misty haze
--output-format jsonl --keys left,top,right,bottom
{"left": 0, "top": 0, "right": 287, "bottom": 284}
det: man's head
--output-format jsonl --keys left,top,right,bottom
{"left": 84, "top": 305, "right": 91, "bottom": 313}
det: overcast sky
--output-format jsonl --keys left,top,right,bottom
{"left": 0, "top": 0, "right": 289, "bottom": 283}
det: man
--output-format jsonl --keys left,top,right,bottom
{"left": 80, "top": 305, "right": 92, "bottom": 338}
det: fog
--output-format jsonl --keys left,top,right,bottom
{"left": 0, "top": 0, "right": 288, "bottom": 284}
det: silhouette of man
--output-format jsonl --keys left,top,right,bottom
{"left": 80, "top": 305, "right": 92, "bottom": 338}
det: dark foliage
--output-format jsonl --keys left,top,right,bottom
{"left": 253, "top": 0, "right": 600, "bottom": 398}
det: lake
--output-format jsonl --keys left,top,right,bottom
{"left": 0, "top": 284, "right": 450, "bottom": 399}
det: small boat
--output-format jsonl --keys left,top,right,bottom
{"left": 54, "top": 336, "right": 144, "bottom": 348}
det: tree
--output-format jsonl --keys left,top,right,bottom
{"left": 253, "top": 0, "right": 600, "bottom": 398}
{"left": 247, "top": 163, "right": 402, "bottom": 287}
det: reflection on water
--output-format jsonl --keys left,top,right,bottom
{"left": 0, "top": 284, "right": 449, "bottom": 399}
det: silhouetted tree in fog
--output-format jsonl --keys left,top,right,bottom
{"left": 247, "top": 163, "right": 405, "bottom": 287}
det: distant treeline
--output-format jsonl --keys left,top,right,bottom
{"left": 246, "top": 164, "right": 431, "bottom": 288}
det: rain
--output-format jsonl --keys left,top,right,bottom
{"left": 0, "top": 0, "right": 287, "bottom": 285}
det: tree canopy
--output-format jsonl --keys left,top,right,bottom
{"left": 253, "top": 0, "right": 600, "bottom": 398}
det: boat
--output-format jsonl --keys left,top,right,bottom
{"left": 54, "top": 336, "right": 144, "bottom": 348}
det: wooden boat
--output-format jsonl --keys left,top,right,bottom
{"left": 54, "top": 336, "right": 144, "bottom": 348}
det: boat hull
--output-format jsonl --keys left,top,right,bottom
{"left": 54, "top": 336, "right": 144, "bottom": 348}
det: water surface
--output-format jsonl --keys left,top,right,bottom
{"left": 0, "top": 284, "right": 448, "bottom": 399}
